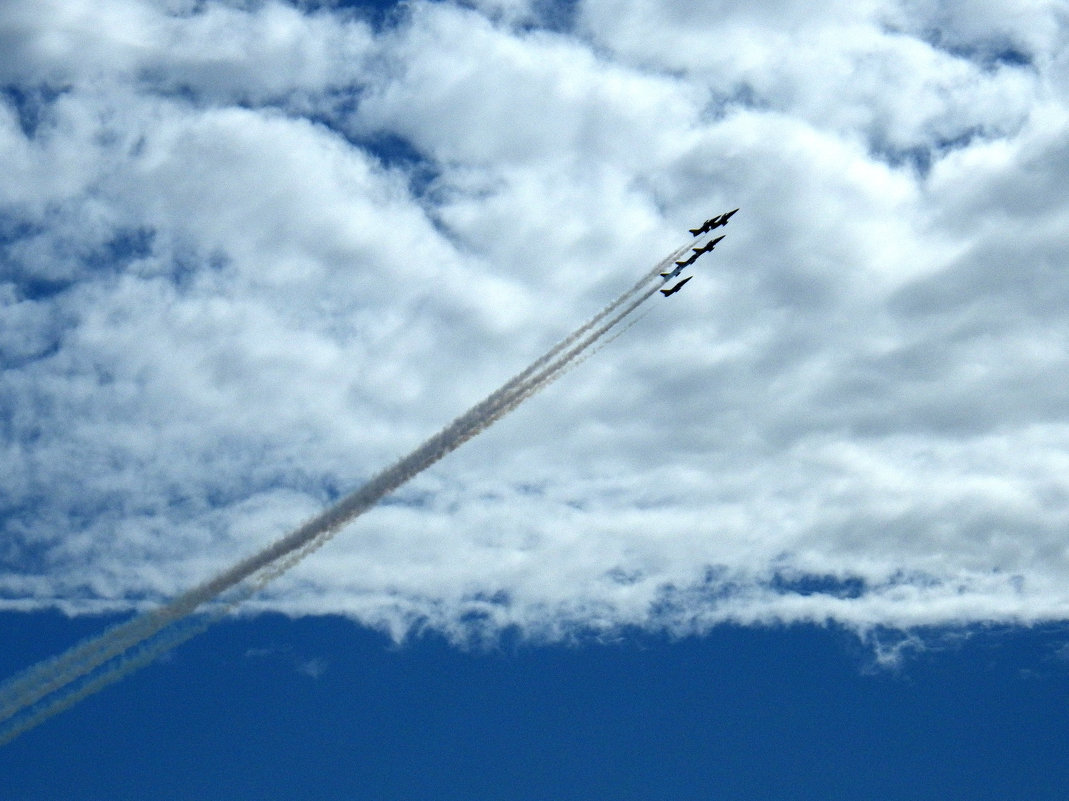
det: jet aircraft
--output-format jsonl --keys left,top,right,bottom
{"left": 674, "top": 251, "right": 700, "bottom": 268}
{"left": 660, "top": 276, "right": 693, "bottom": 297}
{"left": 692, "top": 234, "right": 725, "bottom": 255}
{"left": 716, "top": 208, "right": 739, "bottom": 228}
{"left": 689, "top": 208, "right": 739, "bottom": 236}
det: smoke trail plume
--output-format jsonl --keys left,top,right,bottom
{"left": 0, "top": 237, "right": 698, "bottom": 744}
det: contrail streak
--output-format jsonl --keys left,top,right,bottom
{"left": 0, "top": 518, "right": 346, "bottom": 746}
{"left": 0, "top": 238, "right": 694, "bottom": 744}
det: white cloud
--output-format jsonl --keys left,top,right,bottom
{"left": 0, "top": 0, "right": 376, "bottom": 100}
{"left": 579, "top": 0, "right": 1042, "bottom": 163}
{"left": 3, "top": 0, "right": 1069, "bottom": 643}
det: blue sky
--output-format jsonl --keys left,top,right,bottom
{"left": 3, "top": 0, "right": 1069, "bottom": 795}
{"left": 3, "top": 612, "right": 1069, "bottom": 800}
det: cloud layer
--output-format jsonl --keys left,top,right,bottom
{"left": 3, "top": 0, "right": 1069, "bottom": 642}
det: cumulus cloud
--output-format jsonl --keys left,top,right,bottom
{"left": 3, "top": 0, "right": 1069, "bottom": 641}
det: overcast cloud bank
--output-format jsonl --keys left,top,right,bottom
{"left": 2, "top": 0, "right": 1069, "bottom": 645}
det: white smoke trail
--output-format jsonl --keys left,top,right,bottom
{"left": 0, "top": 239, "right": 693, "bottom": 744}
{"left": 551, "top": 307, "right": 651, "bottom": 380}
{"left": 0, "top": 527, "right": 341, "bottom": 746}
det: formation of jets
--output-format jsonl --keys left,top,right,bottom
{"left": 688, "top": 207, "right": 738, "bottom": 237}
{"left": 660, "top": 210, "right": 736, "bottom": 297}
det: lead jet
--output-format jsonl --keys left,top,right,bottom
{"left": 714, "top": 208, "right": 739, "bottom": 228}
{"left": 689, "top": 208, "right": 739, "bottom": 236}
{"left": 660, "top": 276, "right": 693, "bottom": 296}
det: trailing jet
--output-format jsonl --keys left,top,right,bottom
{"left": 689, "top": 208, "right": 739, "bottom": 236}
{"left": 692, "top": 234, "right": 725, "bottom": 255}
{"left": 674, "top": 251, "right": 700, "bottom": 268}
{"left": 660, "top": 276, "right": 693, "bottom": 296}
{"left": 660, "top": 263, "right": 686, "bottom": 280}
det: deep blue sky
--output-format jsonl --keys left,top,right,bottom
{"left": 3, "top": 612, "right": 1068, "bottom": 800}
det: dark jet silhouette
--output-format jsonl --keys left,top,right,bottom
{"left": 660, "top": 263, "right": 686, "bottom": 280}
{"left": 692, "top": 234, "right": 726, "bottom": 255}
{"left": 689, "top": 217, "right": 718, "bottom": 236}
{"left": 660, "top": 276, "right": 693, "bottom": 297}
{"left": 674, "top": 251, "right": 700, "bottom": 267}
{"left": 714, "top": 208, "right": 739, "bottom": 228}
{"left": 689, "top": 208, "right": 739, "bottom": 236}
